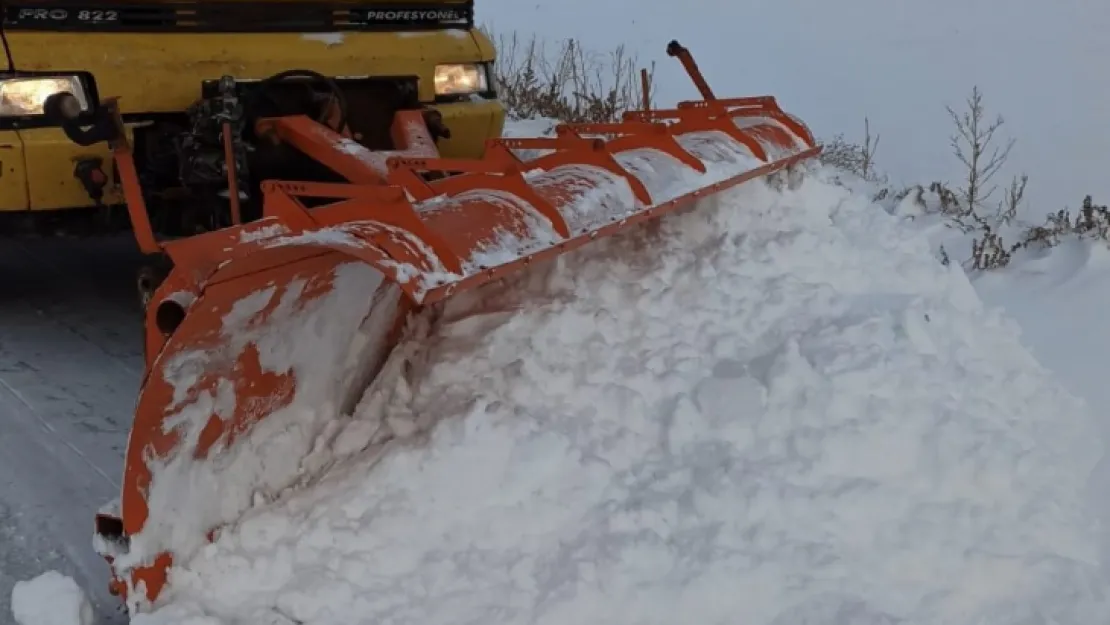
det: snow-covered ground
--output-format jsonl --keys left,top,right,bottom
{"left": 10, "top": 119, "right": 1110, "bottom": 623}
{"left": 17, "top": 148, "right": 1096, "bottom": 623}
{"left": 0, "top": 236, "right": 141, "bottom": 625}
{"left": 842, "top": 173, "right": 1110, "bottom": 579}
{"left": 973, "top": 241, "right": 1110, "bottom": 570}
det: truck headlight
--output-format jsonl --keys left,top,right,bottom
{"left": 433, "top": 63, "right": 490, "bottom": 96}
{"left": 0, "top": 75, "right": 90, "bottom": 117}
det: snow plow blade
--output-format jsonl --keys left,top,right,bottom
{"left": 93, "top": 40, "right": 821, "bottom": 610}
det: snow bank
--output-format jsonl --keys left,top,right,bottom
{"left": 970, "top": 239, "right": 1110, "bottom": 572}
{"left": 11, "top": 571, "right": 94, "bottom": 625}
{"left": 133, "top": 167, "right": 1108, "bottom": 624}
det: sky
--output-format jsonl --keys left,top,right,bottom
{"left": 479, "top": 0, "right": 1110, "bottom": 220}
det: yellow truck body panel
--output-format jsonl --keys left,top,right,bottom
{"left": 0, "top": 0, "right": 504, "bottom": 211}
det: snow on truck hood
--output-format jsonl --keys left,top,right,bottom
{"left": 129, "top": 165, "right": 1108, "bottom": 624}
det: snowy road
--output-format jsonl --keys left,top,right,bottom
{"left": 0, "top": 235, "right": 143, "bottom": 625}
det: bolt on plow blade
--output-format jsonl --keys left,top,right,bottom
{"left": 96, "top": 42, "right": 822, "bottom": 610}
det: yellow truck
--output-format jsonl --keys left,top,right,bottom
{"left": 0, "top": 0, "right": 504, "bottom": 301}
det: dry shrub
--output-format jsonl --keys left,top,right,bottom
{"left": 818, "top": 117, "right": 884, "bottom": 184}
{"left": 962, "top": 195, "right": 1110, "bottom": 270}
{"left": 935, "top": 88, "right": 1109, "bottom": 270}
{"left": 1015, "top": 196, "right": 1110, "bottom": 250}
{"left": 481, "top": 27, "right": 656, "bottom": 123}
{"left": 831, "top": 88, "right": 1110, "bottom": 272}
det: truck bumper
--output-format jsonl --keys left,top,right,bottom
{"left": 0, "top": 127, "right": 125, "bottom": 212}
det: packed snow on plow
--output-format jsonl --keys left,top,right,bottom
{"left": 32, "top": 38, "right": 1105, "bottom": 625}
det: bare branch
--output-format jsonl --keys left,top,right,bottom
{"left": 818, "top": 116, "right": 885, "bottom": 184}
{"left": 945, "top": 86, "right": 1017, "bottom": 217}
{"left": 480, "top": 27, "right": 655, "bottom": 123}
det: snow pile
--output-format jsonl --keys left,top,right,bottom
{"left": 133, "top": 167, "right": 1108, "bottom": 624}
{"left": 11, "top": 571, "right": 94, "bottom": 625}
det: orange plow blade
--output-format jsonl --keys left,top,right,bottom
{"left": 94, "top": 41, "right": 822, "bottom": 611}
